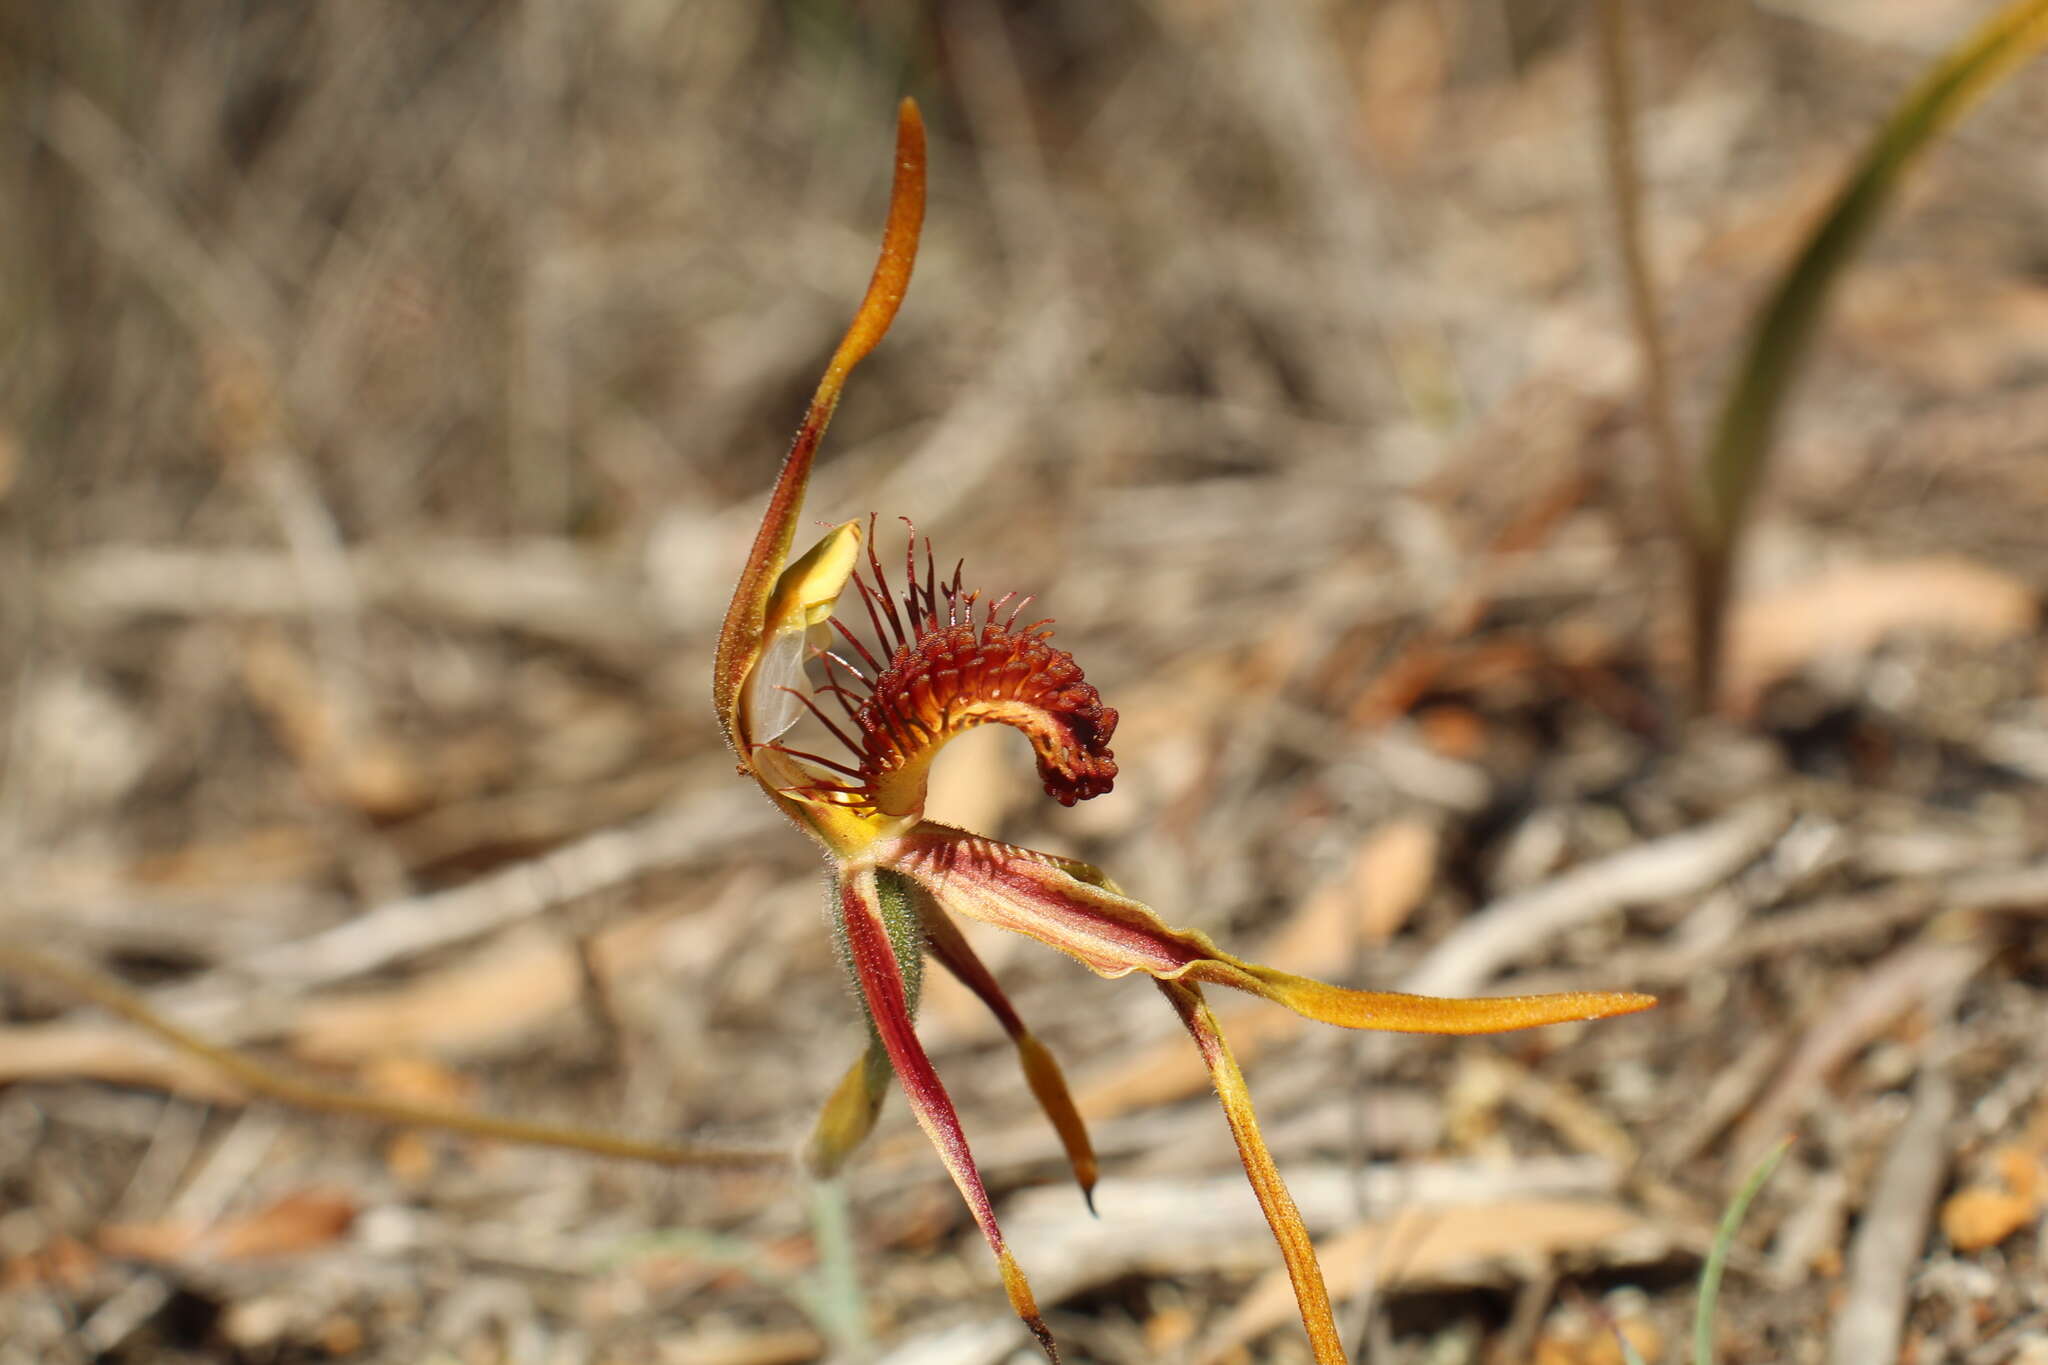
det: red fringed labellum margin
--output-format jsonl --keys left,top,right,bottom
{"left": 766, "top": 523, "right": 1118, "bottom": 820}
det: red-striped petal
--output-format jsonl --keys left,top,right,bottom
{"left": 906, "top": 883, "right": 1098, "bottom": 1208}
{"left": 836, "top": 867, "right": 1061, "bottom": 1361}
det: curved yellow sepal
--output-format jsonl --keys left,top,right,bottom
{"left": 1209, "top": 966, "right": 1657, "bottom": 1036}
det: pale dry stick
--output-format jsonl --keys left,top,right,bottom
{"left": 1402, "top": 800, "right": 1785, "bottom": 998}
{"left": 1949, "top": 859, "right": 2048, "bottom": 910}
{"left": 0, "top": 943, "right": 785, "bottom": 1171}
{"left": 109, "top": 1096, "right": 208, "bottom": 1220}
{"left": 1769, "top": 1166, "right": 1849, "bottom": 1288}
{"left": 1195, "top": 1194, "right": 1665, "bottom": 1364}
{"left": 186, "top": 785, "right": 772, "bottom": 1000}
{"left": 1509, "top": 888, "right": 1945, "bottom": 1022}
{"left": 168, "top": 1105, "right": 285, "bottom": 1227}
{"left": 1469, "top": 1049, "right": 1636, "bottom": 1167}
{"left": 875, "top": 1321, "right": 1022, "bottom": 1365}
{"left": 1650, "top": 1030, "right": 1790, "bottom": 1175}
{"left": 5, "top": 789, "right": 772, "bottom": 1085}
{"left": 1495, "top": 1265, "right": 1564, "bottom": 1365}
{"left": 52, "top": 540, "right": 661, "bottom": 655}
{"left": 0, "top": 766, "right": 698, "bottom": 965}
{"left": 0, "top": 1017, "right": 242, "bottom": 1097}
{"left": 51, "top": 546, "right": 354, "bottom": 619}
{"left": 862, "top": 1084, "right": 1443, "bottom": 1194}
{"left": 1729, "top": 924, "right": 1989, "bottom": 1171}
{"left": 999, "top": 1155, "right": 1621, "bottom": 1309}
{"left": 77, "top": 1273, "right": 173, "bottom": 1358}
{"left": 1480, "top": 1050, "right": 1733, "bottom": 1262}
{"left": 1828, "top": 1048, "right": 1959, "bottom": 1365}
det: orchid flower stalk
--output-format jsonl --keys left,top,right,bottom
{"left": 715, "top": 99, "right": 1654, "bottom": 1362}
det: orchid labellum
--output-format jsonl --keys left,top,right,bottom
{"left": 714, "top": 99, "right": 1654, "bottom": 1363}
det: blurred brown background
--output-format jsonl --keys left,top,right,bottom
{"left": 5, "top": 2, "right": 2048, "bottom": 1362}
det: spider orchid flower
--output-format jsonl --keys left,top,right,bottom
{"left": 713, "top": 100, "right": 1655, "bottom": 1364}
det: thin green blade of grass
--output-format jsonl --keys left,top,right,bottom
{"left": 1690, "top": 0, "right": 2048, "bottom": 706}
{"left": 1693, "top": 1134, "right": 1793, "bottom": 1365}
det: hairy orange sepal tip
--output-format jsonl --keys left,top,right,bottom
{"left": 824, "top": 98, "right": 926, "bottom": 390}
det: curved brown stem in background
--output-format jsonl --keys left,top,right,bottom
{"left": 0, "top": 944, "right": 787, "bottom": 1171}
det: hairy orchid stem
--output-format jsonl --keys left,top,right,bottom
{"left": 0, "top": 944, "right": 784, "bottom": 1171}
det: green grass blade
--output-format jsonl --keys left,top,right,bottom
{"left": 1693, "top": 1135, "right": 1793, "bottom": 1365}
{"left": 1690, "top": 0, "right": 2048, "bottom": 705}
